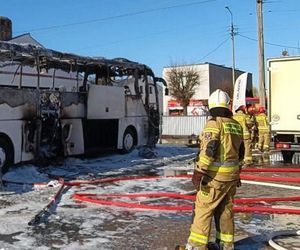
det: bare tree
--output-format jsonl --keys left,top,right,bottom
{"left": 166, "top": 64, "right": 200, "bottom": 115}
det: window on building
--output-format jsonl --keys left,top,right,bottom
{"left": 140, "top": 86, "right": 143, "bottom": 94}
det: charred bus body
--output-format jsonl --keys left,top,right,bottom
{"left": 0, "top": 41, "right": 166, "bottom": 173}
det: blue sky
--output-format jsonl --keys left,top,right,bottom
{"left": 1, "top": 0, "right": 300, "bottom": 87}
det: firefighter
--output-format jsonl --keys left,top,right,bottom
{"left": 233, "top": 105, "right": 253, "bottom": 166}
{"left": 247, "top": 106, "right": 258, "bottom": 149}
{"left": 177, "top": 89, "right": 244, "bottom": 250}
{"left": 256, "top": 106, "right": 270, "bottom": 157}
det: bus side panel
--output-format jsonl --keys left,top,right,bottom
{"left": 61, "top": 92, "right": 86, "bottom": 119}
{"left": 0, "top": 88, "right": 37, "bottom": 120}
{"left": 118, "top": 117, "right": 148, "bottom": 149}
{"left": 87, "top": 85, "right": 125, "bottom": 119}
{"left": 122, "top": 96, "right": 148, "bottom": 149}
{"left": 125, "top": 96, "right": 147, "bottom": 117}
{"left": 0, "top": 120, "right": 24, "bottom": 164}
{"left": 0, "top": 89, "right": 37, "bottom": 164}
{"left": 117, "top": 95, "right": 149, "bottom": 149}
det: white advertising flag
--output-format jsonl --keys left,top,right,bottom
{"left": 232, "top": 72, "right": 248, "bottom": 113}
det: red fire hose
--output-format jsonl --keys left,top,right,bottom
{"left": 72, "top": 191, "right": 300, "bottom": 214}
{"left": 28, "top": 177, "right": 66, "bottom": 225}
{"left": 240, "top": 174, "right": 300, "bottom": 183}
{"left": 22, "top": 166, "right": 300, "bottom": 225}
{"left": 73, "top": 192, "right": 194, "bottom": 211}
{"left": 241, "top": 167, "right": 300, "bottom": 173}
{"left": 70, "top": 169, "right": 300, "bottom": 214}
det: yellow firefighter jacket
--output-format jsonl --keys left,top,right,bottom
{"left": 256, "top": 113, "right": 270, "bottom": 133}
{"left": 196, "top": 116, "right": 244, "bottom": 182}
{"left": 233, "top": 110, "right": 251, "bottom": 140}
{"left": 246, "top": 113, "right": 256, "bottom": 131}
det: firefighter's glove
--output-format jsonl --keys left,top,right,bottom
{"left": 192, "top": 170, "right": 203, "bottom": 191}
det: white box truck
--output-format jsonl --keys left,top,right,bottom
{"left": 268, "top": 56, "right": 300, "bottom": 162}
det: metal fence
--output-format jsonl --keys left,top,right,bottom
{"left": 161, "top": 115, "right": 207, "bottom": 136}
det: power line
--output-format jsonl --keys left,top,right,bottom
{"left": 238, "top": 33, "right": 300, "bottom": 49}
{"left": 198, "top": 38, "right": 229, "bottom": 62}
{"left": 74, "top": 24, "right": 228, "bottom": 52}
{"left": 268, "top": 9, "right": 300, "bottom": 13}
{"left": 16, "top": 0, "right": 217, "bottom": 34}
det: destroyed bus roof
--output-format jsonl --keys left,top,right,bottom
{"left": 0, "top": 41, "right": 155, "bottom": 77}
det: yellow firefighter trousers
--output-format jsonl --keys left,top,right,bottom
{"left": 244, "top": 138, "right": 252, "bottom": 164}
{"left": 257, "top": 132, "right": 270, "bottom": 152}
{"left": 188, "top": 179, "right": 238, "bottom": 250}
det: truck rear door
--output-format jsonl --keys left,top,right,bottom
{"left": 268, "top": 58, "right": 300, "bottom": 133}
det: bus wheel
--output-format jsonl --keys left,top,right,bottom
{"left": 121, "top": 128, "right": 136, "bottom": 154}
{"left": 0, "top": 137, "right": 13, "bottom": 174}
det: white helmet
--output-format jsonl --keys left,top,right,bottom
{"left": 208, "top": 89, "right": 230, "bottom": 110}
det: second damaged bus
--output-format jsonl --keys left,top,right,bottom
{"left": 0, "top": 41, "right": 166, "bottom": 173}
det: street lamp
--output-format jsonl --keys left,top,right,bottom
{"left": 225, "top": 6, "right": 236, "bottom": 86}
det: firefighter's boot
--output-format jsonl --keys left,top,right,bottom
{"left": 175, "top": 244, "right": 207, "bottom": 250}
{"left": 208, "top": 242, "right": 220, "bottom": 250}
{"left": 218, "top": 242, "right": 234, "bottom": 250}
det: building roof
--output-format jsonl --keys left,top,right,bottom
{"left": 9, "top": 33, "right": 44, "bottom": 47}
{"left": 163, "top": 62, "right": 247, "bottom": 74}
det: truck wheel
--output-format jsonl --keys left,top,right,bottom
{"left": 282, "top": 151, "right": 294, "bottom": 163}
{"left": 121, "top": 128, "right": 136, "bottom": 154}
{"left": 0, "top": 137, "right": 14, "bottom": 174}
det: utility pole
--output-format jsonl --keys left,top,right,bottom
{"left": 225, "top": 6, "right": 236, "bottom": 86}
{"left": 256, "top": 0, "right": 266, "bottom": 108}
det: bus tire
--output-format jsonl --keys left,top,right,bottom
{"left": 0, "top": 137, "right": 14, "bottom": 174}
{"left": 121, "top": 128, "right": 136, "bottom": 154}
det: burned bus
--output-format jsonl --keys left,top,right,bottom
{"left": 0, "top": 41, "right": 166, "bottom": 173}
